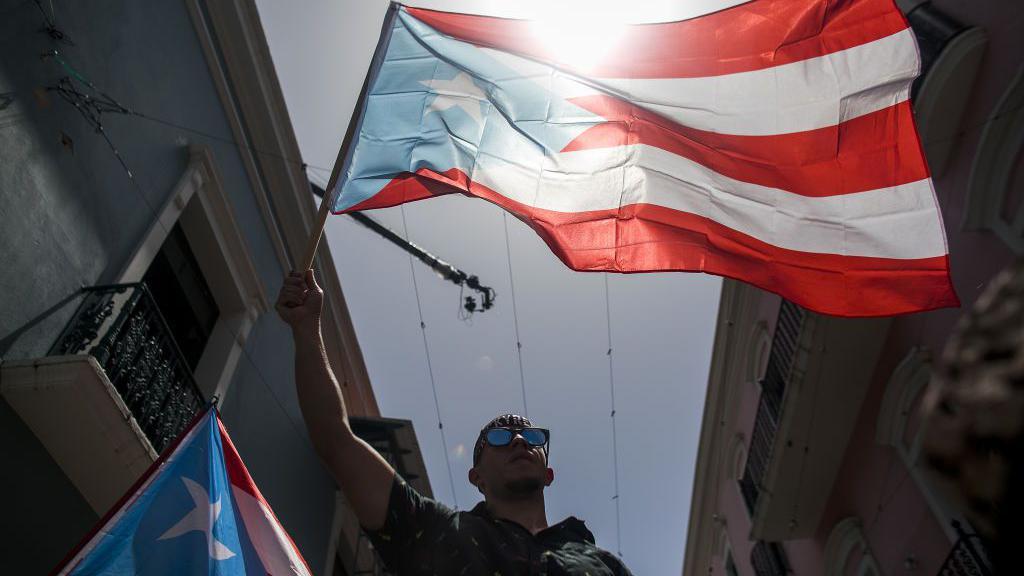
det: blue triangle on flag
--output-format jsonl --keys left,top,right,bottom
{"left": 52, "top": 407, "right": 310, "bottom": 576}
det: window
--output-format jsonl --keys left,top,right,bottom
{"left": 731, "top": 433, "right": 747, "bottom": 481}
{"left": 876, "top": 347, "right": 975, "bottom": 544}
{"left": 876, "top": 347, "right": 932, "bottom": 462}
{"left": 142, "top": 223, "right": 220, "bottom": 371}
{"left": 823, "top": 517, "right": 881, "bottom": 576}
{"left": 964, "top": 66, "right": 1024, "bottom": 253}
{"left": 746, "top": 321, "right": 770, "bottom": 385}
{"left": 118, "top": 145, "right": 267, "bottom": 401}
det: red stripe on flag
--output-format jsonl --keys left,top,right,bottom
{"left": 405, "top": 0, "right": 908, "bottom": 79}
{"left": 563, "top": 97, "right": 929, "bottom": 197}
{"left": 340, "top": 169, "right": 464, "bottom": 212}
{"left": 339, "top": 168, "right": 957, "bottom": 317}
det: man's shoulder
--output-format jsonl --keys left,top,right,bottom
{"left": 550, "top": 515, "right": 597, "bottom": 544}
{"left": 393, "top": 475, "right": 457, "bottom": 515}
{"left": 551, "top": 517, "right": 634, "bottom": 575}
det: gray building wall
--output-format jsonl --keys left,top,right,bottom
{"left": 1, "top": 1, "right": 334, "bottom": 572}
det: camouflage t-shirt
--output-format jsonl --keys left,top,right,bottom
{"left": 364, "top": 475, "right": 633, "bottom": 575}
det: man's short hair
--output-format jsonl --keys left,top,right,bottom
{"left": 472, "top": 413, "right": 534, "bottom": 467}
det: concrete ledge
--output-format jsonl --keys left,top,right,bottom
{"left": 1, "top": 355, "right": 157, "bottom": 515}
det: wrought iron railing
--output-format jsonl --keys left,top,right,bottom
{"left": 739, "top": 300, "right": 806, "bottom": 514}
{"left": 750, "top": 541, "right": 789, "bottom": 576}
{"left": 938, "top": 521, "right": 993, "bottom": 576}
{"left": 50, "top": 283, "right": 206, "bottom": 453}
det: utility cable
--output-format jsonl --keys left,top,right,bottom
{"left": 604, "top": 274, "right": 623, "bottom": 558}
{"left": 32, "top": 0, "right": 71, "bottom": 45}
{"left": 502, "top": 212, "right": 529, "bottom": 418}
{"left": 41, "top": 49, "right": 335, "bottom": 176}
{"left": 400, "top": 204, "right": 460, "bottom": 510}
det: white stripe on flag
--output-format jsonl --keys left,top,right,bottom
{"left": 486, "top": 28, "right": 919, "bottom": 136}
{"left": 231, "top": 486, "right": 312, "bottom": 576}
{"left": 472, "top": 144, "right": 946, "bottom": 260}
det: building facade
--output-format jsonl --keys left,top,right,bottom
{"left": 684, "top": 1, "right": 1022, "bottom": 575}
{"left": 0, "top": 1, "right": 428, "bottom": 574}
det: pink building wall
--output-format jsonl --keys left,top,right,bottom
{"left": 800, "top": 0, "right": 1022, "bottom": 570}
{"left": 711, "top": 1, "right": 1023, "bottom": 572}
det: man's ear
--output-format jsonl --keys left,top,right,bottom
{"left": 468, "top": 467, "right": 482, "bottom": 493}
{"left": 544, "top": 467, "right": 554, "bottom": 487}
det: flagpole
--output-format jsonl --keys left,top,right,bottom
{"left": 299, "top": 111, "right": 352, "bottom": 270}
{"left": 300, "top": 132, "right": 350, "bottom": 272}
{"left": 299, "top": 2, "right": 398, "bottom": 273}
{"left": 300, "top": 185, "right": 335, "bottom": 272}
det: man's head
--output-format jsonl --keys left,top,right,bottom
{"left": 468, "top": 414, "right": 554, "bottom": 500}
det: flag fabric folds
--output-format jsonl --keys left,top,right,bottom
{"left": 330, "top": 0, "right": 959, "bottom": 316}
{"left": 53, "top": 408, "right": 311, "bottom": 576}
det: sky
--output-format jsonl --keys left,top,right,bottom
{"left": 253, "top": 2, "right": 723, "bottom": 573}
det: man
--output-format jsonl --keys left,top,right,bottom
{"left": 277, "top": 270, "right": 633, "bottom": 575}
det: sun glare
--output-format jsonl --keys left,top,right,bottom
{"left": 531, "top": 5, "right": 628, "bottom": 72}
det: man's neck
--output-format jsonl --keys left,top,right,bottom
{"left": 485, "top": 493, "right": 549, "bottom": 535}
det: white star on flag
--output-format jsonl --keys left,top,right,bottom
{"left": 158, "top": 477, "right": 236, "bottom": 561}
{"left": 420, "top": 72, "right": 486, "bottom": 124}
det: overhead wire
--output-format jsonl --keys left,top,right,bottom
{"left": 39, "top": 45, "right": 329, "bottom": 279}
{"left": 32, "top": 0, "right": 71, "bottom": 45}
{"left": 41, "top": 49, "right": 335, "bottom": 177}
{"left": 502, "top": 212, "right": 530, "bottom": 418}
{"left": 131, "top": 108, "right": 334, "bottom": 176}
{"left": 400, "top": 204, "right": 461, "bottom": 510}
{"left": 604, "top": 274, "right": 623, "bottom": 558}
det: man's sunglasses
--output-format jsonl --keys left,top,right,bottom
{"left": 481, "top": 427, "right": 550, "bottom": 449}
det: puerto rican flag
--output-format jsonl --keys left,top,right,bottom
{"left": 52, "top": 408, "right": 311, "bottom": 576}
{"left": 330, "top": 0, "right": 959, "bottom": 316}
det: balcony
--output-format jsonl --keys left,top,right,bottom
{"left": 53, "top": 283, "right": 206, "bottom": 450}
{"left": 1, "top": 283, "right": 206, "bottom": 513}
{"left": 739, "top": 300, "right": 892, "bottom": 540}
{"left": 739, "top": 300, "right": 805, "bottom": 515}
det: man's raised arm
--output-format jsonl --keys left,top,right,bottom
{"left": 275, "top": 270, "right": 394, "bottom": 531}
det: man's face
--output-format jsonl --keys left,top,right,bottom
{"left": 469, "top": 429, "right": 553, "bottom": 499}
